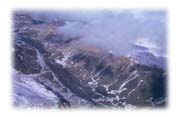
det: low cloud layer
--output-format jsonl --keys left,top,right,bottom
{"left": 31, "top": 10, "right": 167, "bottom": 56}
{"left": 56, "top": 11, "right": 167, "bottom": 56}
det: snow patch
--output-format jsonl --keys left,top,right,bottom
{"left": 55, "top": 53, "right": 71, "bottom": 68}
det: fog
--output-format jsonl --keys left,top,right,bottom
{"left": 31, "top": 10, "right": 167, "bottom": 56}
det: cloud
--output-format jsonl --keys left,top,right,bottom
{"left": 56, "top": 10, "right": 166, "bottom": 56}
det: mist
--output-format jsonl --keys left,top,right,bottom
{"left": 29, "top": 10, "right": 167, "bottom": 56}
{"left": 54, "top": 10, "right": 167, "bottom": 56}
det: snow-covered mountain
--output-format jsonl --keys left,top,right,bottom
{"left": 12, "top": 11, "right": 167, "bottom": 108}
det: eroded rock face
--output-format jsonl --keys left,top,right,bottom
{"left": 12, "top": 12, "right": 167, "bottom": 109}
